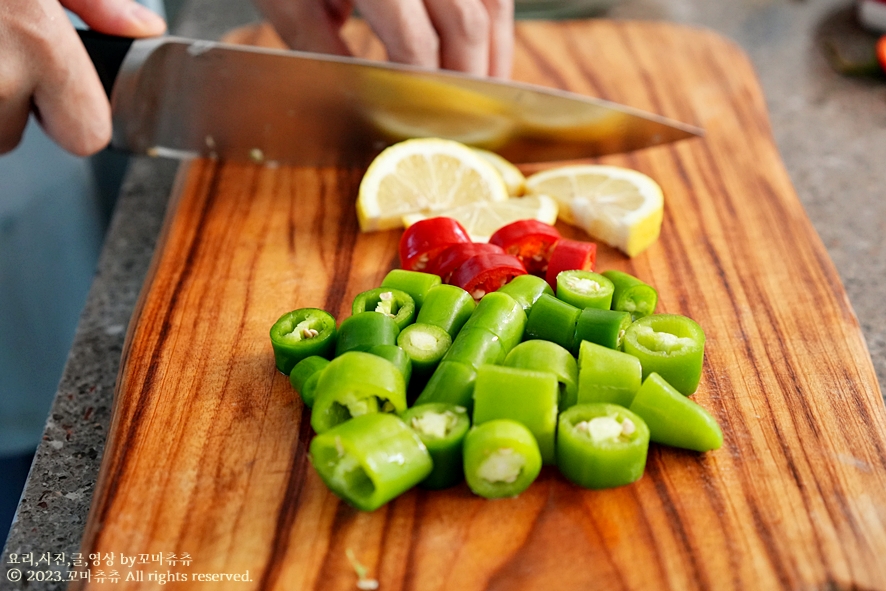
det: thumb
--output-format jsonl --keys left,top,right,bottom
{"left": 62, "top": 0, "right": 166, "bottom": 38}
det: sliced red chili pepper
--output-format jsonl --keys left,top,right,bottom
{"left": 450, "top": 253, "right": 527, "bottom": 300}
{"left": 488, "top": 220, "right": 561, "bottom": 275}
{"left": 544, "top": 238, "right": 597, "bottom": 289}
{"left": 427, "top": 242, "right": 505, "bottom": 282}
{"left": 399, "top": 217, "right": 471, "bottom": 271}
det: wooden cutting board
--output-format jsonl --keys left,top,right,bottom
{"left": 77, "top": 19, "right": 886, "bottom": 590}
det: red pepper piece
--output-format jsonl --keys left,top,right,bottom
{"left": 450, "top": 253, "right": 527, "bottom": 300}
{"left": 544, "top": 238, "right": 597, "bottom": 289}
{"left": 489, "top": 220, "right": 561, "bottom": 275}
{"left": 427, "top": 242, "right": 505, "bottom": 282}
{"left": 399, "top": 217, "right": 471, "bottom": 271}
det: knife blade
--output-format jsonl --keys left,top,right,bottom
{"left": 78, "top": 29, "right": 702, "bottom": 166}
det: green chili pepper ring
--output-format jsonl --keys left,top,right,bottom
{"left": 557, "top": 403, "right": 650, "bottom": 490}
{"left": 270, "top": 308, "right": 337, "bottom": 375}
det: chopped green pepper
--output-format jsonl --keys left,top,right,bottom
{"left": 577, "top": 340, "right": 643, "bottom": 407}
{"left": 397, "top": 323, "right": 452, "bottom": 379}
{"left": 269, "top": 308, "right": 337, "bottom": 374}
{"left": 351, "top": 287, "right": 416, "bottom": 331}
{"left": 442, "top": 327, "right": 505, "bottom": 369}
{"left": 289, "top": 355, "right": 329, "bottom": 408}
{"left": 556, "top": 270, "right": 615, "bottom": 310}
{"left": 557, "top": 403, "right": 650, "bottom": 489}
{"left": 380, "top": 269, "right": 442, "bottom": 309}
{"left": 460, "top": 292, "right": 527, "bottom": 354}
{"left": 415, "top": 284, "right": 476, "bottom": 338}
{"left": 309, "top": 413, "right": 432, "bottom": 511}
{"left": 367, "top": 344, "right": 413, "bottom": 385}
{"left": 414, "top": 360, "right": 478, "bottom": 410}
{"left": 629, "top": 372, "right": 722, "bottom": 452}
{"left": 401, "top": 403, "right": 471, "bottom": 489}
{"left": 473, "top": 365, "right": 559, "bottom": 465}
{"left": 335, "top": 311, "right": 400, "bottom": 356}
{"left": 310, "top": 351, "right": 407, "bottom": 433}
{"left": 572, "top": 307, "right": 633, "bottom": 354}
{"left": 496, "top": 274, "right": 554, "bottom": 315}
{"left": 503, "top": 340, "right": 578, "bottom": 412}
{"left": 622, "top": 314, "right": 705, "bottom": 395}
{"left": 602, "top": 270, "right": 658, "bottom": 320}
{"left": 524, "top": 293, "right": 581, "bottom": 352}
{"left": 463, "top": 419, "right": 542, "bottom": 499}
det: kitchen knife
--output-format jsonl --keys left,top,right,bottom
{"left": 78, "top": 29, "right": 702, "bottom": 166}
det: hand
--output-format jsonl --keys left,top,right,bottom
{"left": 253, "top": 0, "right": 514, "bottom": 78}
{"left": 0, "top": 0, "right": 166, "bottom": 156}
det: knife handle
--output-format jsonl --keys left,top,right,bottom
{"left": 77, "top": 29, "right": 134, "bottom": 97}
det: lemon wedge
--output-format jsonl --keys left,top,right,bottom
{"left": 525, "top": 165, "right": 664, "bottom": 257}
{"left": 471, "top": 148, "right": 526, "bottom": 196}
{"left": 402, "top": 195, "right": 558, "bottom": 243}
{"left": 357, "top": 138, "right": 510, "bottom": 232}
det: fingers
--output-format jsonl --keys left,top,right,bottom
{"left": 259, "top": 0, "right": 515, "bottom": 77}
{"left": 479, "top": 0, "right": 514, "bottom": 78}
{"left": 61, "top": 0, "right": 166, "bottom": 38}
{"left": 354, "top": 0, "right": 441, "bottom": 69}
{"left": 423, "top": 0, "right": 490, "bottom": 75}
{"left": 357, "top": 0, "right": 514, "bottom": 77}
{"left": 253, "top": 0, "right": 353, "bottom": 56}
{"left": 0, "top": 0, "right": 112, "bottom": 155}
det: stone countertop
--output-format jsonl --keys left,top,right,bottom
{"left": 3, "top": 0, "right": 884, "bottom": 587}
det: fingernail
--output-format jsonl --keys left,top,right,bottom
{"left": 130, "top": 3, "right": 167, "bottom": 31}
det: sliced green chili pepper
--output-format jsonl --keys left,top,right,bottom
{"left": 460, "top": 292, "right": 526, "bottom": 354}
{"left": 601, "top": 270, "right": 658, "bottom": 320}
{"left": 396, "top": 323, "right": 452, "bottom": 379}
{"left": 473, "top": 365, "right": 559, "bottom": 465}
{"left": 352, "top": 287, "right": 416, "bottom": 331}
{"left": 442, "top": 327, "right": 505, "bottom": 369}
{"left": 414, "top": 360, "right": 478, "bottom": 410}
{"left": 557, "top": 403, "right": 650, "bottom": 489}
{"left": 367, "top": 344, "right": 413, "bottom": 386}
{"left": 415, "top": 284, "right": 476, "bottom": 339}
{"left": 335, "top": 311, "right": 400, "bottom": 356}
{"left": 577, "top": 340, "right": 643, "bottom": 407}
{"left": 503, "top": 340, "right": 578, "bottom": 412}
{"left": 401, "top": 403, "right": 471, "bottom": 490}
{"left": 309, "top": 413, "right": 432, "bottom": 511}
{"left": 289, "top": 355, "right": 330, "bottom": 408}
{"left": 556, "top": 270, "right": 615, "bottom": 311}
{"left": 629, "top": 373, "right": 722, "bottom": 452}
{"left": 311, "top": 351, "right": 407, "bottom": 433}
{"left": 269, "top": 308, "right": 337, "bottom": 374}
{"left": 524, "top": 293, "right": 581, "bottom": 352}
{"left": 464, "top": 419, "right": 542, "bottom": 498}
{"left": 380, "top": 269, "right": 442, "bottom": 309}
{"left": 496, "top": 273, "right": 554, "bottom": 315}
{"left": 572, "top": 307, "right": 633, "bottom": 354}
{"left": 622, "top": 313, "right": 705, "bottom": 395}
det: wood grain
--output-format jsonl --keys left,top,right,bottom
{"left": 76, "top": 20, "right": 886, "bottom": 590}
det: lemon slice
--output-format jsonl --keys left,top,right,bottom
{"left": 357, "top": 138, "right": 510, "bottom": 232}
{"left": 471, "top": 148, "right": 526, "bottom": 196}
{"left": 402, "top": 195, "right": 559, "bottom": 243}
{"left": 525, "top": 165, "right": 664, "bottom": 257}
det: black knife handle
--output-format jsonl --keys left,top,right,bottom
{"left": 77, "top": 29, "right": 134, "bottom": 97}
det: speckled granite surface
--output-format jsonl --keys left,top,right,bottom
{"left": 3, "top": 0, "right": 884, "bottom": 588}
